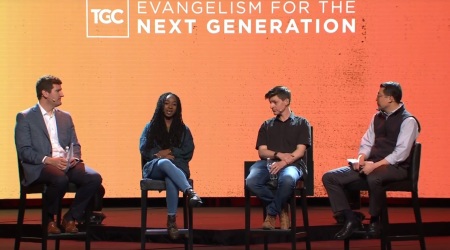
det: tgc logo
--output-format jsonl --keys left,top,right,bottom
{"left": 90, "top": 9, "right": 124, "bottom": 24}
{"left": 86, "top": 0, "right": 129, "bottom": 38}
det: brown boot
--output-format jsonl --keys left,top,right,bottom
{"left": 167, "top": 215, "right": 179, "bottom": 240}
{"left": 62, "top": 213, "right": 79, "bottom": 233}
{"left": 262, "top": 214, "right": 276, "bottom": 230}
{"left": 62, "top": 219, "right": 79, "bottom": 234}
{"left": 280, "top": 205, "right": 290, "bottom": 230}
{"left": 47, "top": 221, "right": 61, "bottom": 234}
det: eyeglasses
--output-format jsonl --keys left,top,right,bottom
{"left": 376, "top": 94, "right": 389, "bottom": 99}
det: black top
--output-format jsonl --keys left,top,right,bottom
{"left": 256, "top": 112, "right": 311, "bottom": 171}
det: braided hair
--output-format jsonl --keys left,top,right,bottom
{"left": 145, "top": 92, "right": 185, "bottom": 150}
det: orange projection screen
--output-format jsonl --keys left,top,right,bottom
{"left": 1, "top": 0, "right": 449, "bottom": 199}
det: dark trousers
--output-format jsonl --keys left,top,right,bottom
{"left": 35, "top": 162, "right": 102, "bottom": 221}
{"left": 91, "top": 184, "right": 105, "bottom": 211}
{"left": 322, "top": 165, "right": 407, "bottom": 217}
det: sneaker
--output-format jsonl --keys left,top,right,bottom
{"left": 262, "top": 214, "right": 276, "bottom": 230}
{"left": 280, "top": 206, "right": 290, "bottom": 230}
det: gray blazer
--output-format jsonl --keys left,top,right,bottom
{"left": 15, "top": 104, "right": 82, "bottom": 186}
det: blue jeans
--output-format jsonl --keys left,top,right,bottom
{"left": 245, "top": 160, "right": 302, "bottom": 216}
{"left": 146, "top": 159, "right": 192, "bottom": 215}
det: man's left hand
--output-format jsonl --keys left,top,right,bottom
{"left": 277, "top": 152, "right": 295, "bottom": 164}
{"left": 271, "top": 160, "right": 288, "bottom": 175}
{"left": 360, "top": 161, "right": 375, "bottom": 175}
{"left": 69, "top": 158, "right": 80, "bottom": 168}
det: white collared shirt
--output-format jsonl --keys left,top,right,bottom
{"left": 39, "top": 103, "right": 65, "bottom": 162}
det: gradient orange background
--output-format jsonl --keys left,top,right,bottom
{"left": 1, "top": 0, "right": 449, "bottom": 199}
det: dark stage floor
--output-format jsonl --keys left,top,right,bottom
{"left": 1, "top": 206, "right": 450, "bottom": 249}
{"left": 2, "top": 237, "right": 450, "bottom": 250}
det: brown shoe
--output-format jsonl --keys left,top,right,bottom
{"left": 280, "top": 206, "right": 290, "bottom": 230}
{"left": 47, "top": 221, "right": 61, "bottom": 234}
{"left": 262, "top": 214, "right": 276, "bottom": 230}
{"left": 62, "top": 219, "right": 79, "bottom": 233}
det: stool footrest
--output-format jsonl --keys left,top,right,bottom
{"left": 248, "top": 229, "right": 307, "bottom": 237}
{"left": 145, "top": 228, "right": 189, "bottom": 235}
{"left": 387, "top": 235, "right": 422, "bottom": 241}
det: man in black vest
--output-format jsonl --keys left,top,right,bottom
{"left": 322, "top": 81, "right": 420, "bottom": 240}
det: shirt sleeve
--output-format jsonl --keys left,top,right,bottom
{"left": 139, "top": 122, "right": 160, "bottom": 161}
{"left": 384, "top": 117, "right": 419, "bottom": 164}
{"left": 358, "top": 115, "right": 376, "bottom": 158}
{"left": 255, "top": 122, "right": 267, "bottom": 150}
{"left": 297, "top": 120, "right": 311, "bottom": 149}
{"left": 171, "top": 126, "right": 195, "bottom": 161}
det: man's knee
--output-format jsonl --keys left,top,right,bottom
{"left": 322, "top": 172, "right": 334, "bottom": 187}
{"left": 245, "top": 175, "right": 256, "bottom": 189}
{"left": 84, "top": 172, "right": 102, "bottom": 189}
{"left": 52, "top": 175, "right": 70, "bottom": 189}
{"left": 366, "top": 175, "right": 382, "bottom": 188}
{"left": 97, "top": 184, "right": 105, "bottom": 197}
{"left": 279, "top": 175, "right": 296, "bottom": 188}
{"left": 94, "top": 172, "right": 103, "bottom": 182}
{"left": 93, "top": 184, "right": 105, "bottom": 211}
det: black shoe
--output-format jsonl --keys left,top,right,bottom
{"left": 78, "top": 211, "right": 106, "bottom": 225}
{"left": 333, "top": 211, "right": 366, "bottom": 225}
{"left": 167, "top": 215, "right": 179, "bottom": 240}
{"left": 333, "top": 211, "right": 345, "bottom": 224}
{"left": 354, "top": 211, "right": 366, "bottom": 222}
{"left": 335, "top": 220, "right": 364, "bottom": 240}
{"left": 185, "top": 188, "right": 203, "bottom": 207}
{"left": 367, "top": 221, "right": 381, "bottom": 238}
{"left": 89, "top": 211, "right": 106, "bottom": 225}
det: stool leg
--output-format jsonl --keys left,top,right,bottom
{"left": 55, "top": 200, "right": 62, "bottom": 250}
{"left": 182, "top": 193, "right": 193, "bottom": 250}
{"left": 85, "top": 218, "right": 91, "bottom": 250}
{"left": 290, "top": 192, "right": 296, "bottom": 250}
{"left": 412, "top": 191, "right": 426, "bottom": 250}
{"left": 15, "top": 192, "right": 26, "bottom": 250}
{"left": 141, "top": 190, "right": 147, "bottom": 250}
{"left": 380, "top": 195, "right": 389, "bottom": 250}
{"left": 244, "top": 188, "right": 251, "bottom": 250}
{"left": 182, "top": 194, "right": 188, "bottom": 250}
{"left": 264, "top": 237, "right": 268, "bottom": 250}
{"left": 188, "top": 196, "right": 194, "bottom": 250}
{"left": 344, "top": 238, "right": 350, "bottom": 250}
{"left": 42, "top": 194, "right": 48, "bottom": 250}
{"left": 301, "top": 190, "right": 311, "bottom": 250}
{"left": 263, "top": 206, "right": 268, "bottom": 250}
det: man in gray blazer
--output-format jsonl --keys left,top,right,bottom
{"left": 15, "top": 75, "right": 103, "bottom": 234}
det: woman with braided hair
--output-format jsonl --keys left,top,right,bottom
{"left": 139, "top": 92, "right": 202, "bottom": 240}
